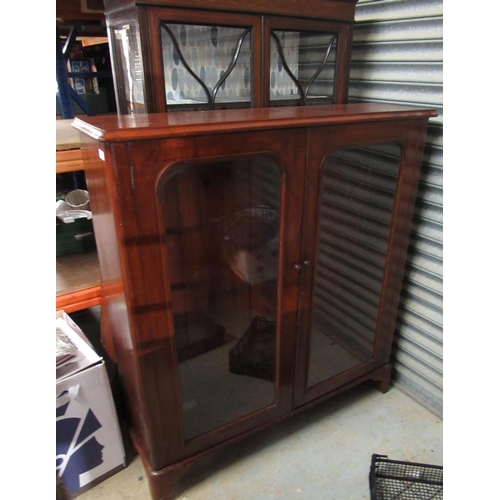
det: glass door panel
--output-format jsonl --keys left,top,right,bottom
{"left": 161, "top": 23, "right": 252, "bottom": 109}
{"left": 158, "top": 156, "right": 282, "bottom": 441}
{"left": 111, "top": 23, "right": 146, "bottom": 114}
{"left": 308, "top": 143, "right": 402, "bottom": 388}
{"left": 269, "top": 30, "right": 338, "bottom": 106}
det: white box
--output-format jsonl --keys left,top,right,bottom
{"left": 56, "top": 312, "right": 125, "bottom": 496}
{"left": 229, "top": 246, "right": 277, "bottom": 286}
{"left": 215, "top": 207, "right": 279, "bottom": 286}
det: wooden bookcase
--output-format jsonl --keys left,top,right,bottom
{"left": 72, "top": 103, "right": 436, "bottom": 498}
{"left": 64, "top": 3, "right": 439, "bottom": 498}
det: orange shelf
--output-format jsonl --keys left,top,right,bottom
{"left": 56, "top": 119, "right": 101, "bottom": 312}
{"left": 56, "top": 249, "right": 101, "bottom": 313}
{"left": 56, "top": 284, "right": 101, "bottom": 313}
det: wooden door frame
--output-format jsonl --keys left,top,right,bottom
{"left": 145, "top": 6, "right": 263, "bottom": 113}
{"left": 293, "top": 118, "right": 430, "bottom": 409}
{"left": 262, "top": 16, "right": 353, "bottom": 107}
{"left": 120, "top": 128, "right": 308, "bottom": 467}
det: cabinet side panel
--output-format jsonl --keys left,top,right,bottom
{"left": 107, "top": 142, "right": 176, "bottom": 469}
{"left": 81, "top": 139, "right": 151, "bottom": 460}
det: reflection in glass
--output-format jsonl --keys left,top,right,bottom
{"left": 158, "top": 157, "right": 281, "bottom": 440}
{"left": 308, "top": 143, "right": 401, "bottom": 388}
{"left": 112, "top": 23, "right": 146, "bottom": 114}
{"left": 161, "top": 23, "right": 252, "bottom": 109}
{"left": 270, "top": 30, "right": 338, "bottom": 105}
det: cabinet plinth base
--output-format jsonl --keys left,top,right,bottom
{"left": 373, "top": 363, "right": 392, "bottom": 394}
{"left": 130, "top": 434, "right": 192, "bottom": 500}
{"left": 147, "top": 463, "right": 193, "bottom": 500}
{"left": 130, "top": 363, "right": 394, "bottom": 499}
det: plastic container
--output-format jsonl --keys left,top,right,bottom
{"left": 65, "top": 189, "right": 90, "bottom": 211}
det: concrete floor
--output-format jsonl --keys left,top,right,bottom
{"left": 76, "top": 382, "right": 442, "bottom": 500}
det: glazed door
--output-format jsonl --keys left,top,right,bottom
{"left": 125, "top": 129, "right": 306, "bottom": 467}
{"left": 146, "top": 7, "right": 262, "bottom": 112}
{"left": 294, "top": 120, "right": 425, "bottom": 408}
{"left": 263, "top": 17, "right": 352, "bottom": 107}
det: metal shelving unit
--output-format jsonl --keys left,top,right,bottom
{"left": 56, "top": 23, "right": 113, "bottom": 118}
{"left": 56, "top": 6, "right": 115, "bottom": 311}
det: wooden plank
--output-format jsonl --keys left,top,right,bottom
{"left": 56, "top": 285, "right": 101, "bottom": 313}
{"left": 56, "top": 149, "right": 85, "bottom": 173}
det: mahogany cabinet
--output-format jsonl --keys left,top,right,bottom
{"left": 73, "top": 103, "right": 436, "bottom": 499}
{"left": 103, "top": 0, "right": 358, "bottom": 114}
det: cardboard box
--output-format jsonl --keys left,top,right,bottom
{"left": 56, "top": 312, "right": 125, "bottom": 496}
{"left": 215, "top": 207, "right": 279, "bottom": 286}
{"left": 229, "top": 244, "right": 277, "bottom": 286}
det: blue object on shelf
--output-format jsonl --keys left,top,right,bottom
{"left": 56, "top": 24, "right": 97, "bottom": 118}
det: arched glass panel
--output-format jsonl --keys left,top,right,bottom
{"left": 158, "top": 156, "right": 282, "bottom": 440}
{"left": 308, "top": 143, "right": 402, "bottom": 388}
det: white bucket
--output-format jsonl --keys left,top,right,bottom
{"left": 65, "top": 189, "right": 90, "bottom": 211}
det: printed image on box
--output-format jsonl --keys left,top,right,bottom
{"left": 56, "top": 389, "right": 104, "bottom": 493}
{"left": 56, "top": 369, "right": 124, "bottom": 493}
{"left": 56, "top": 311, "right": 125, "bottom": 495}
{"left": 56, "top": 370, "right": 125, "bottom": 494}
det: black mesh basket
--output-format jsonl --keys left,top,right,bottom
{"left": 229, "top": 316, "right": 275, "bottom": 382}
{"left": 369, "top": 454, "right": 443, "bottom": 500}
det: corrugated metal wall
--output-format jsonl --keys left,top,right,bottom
{"left": 313, "top": 144, "right": 402, "bottom": 366}
{"left": 349, "top": 0, "right": 443, "bottom": 417}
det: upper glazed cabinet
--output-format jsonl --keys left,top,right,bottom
{"left": 104, "top": 0, "right": 358, "bottom": 113}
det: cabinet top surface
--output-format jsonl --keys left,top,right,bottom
{"left": 72, "top": 104, "right": 437, "bottom": 143}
